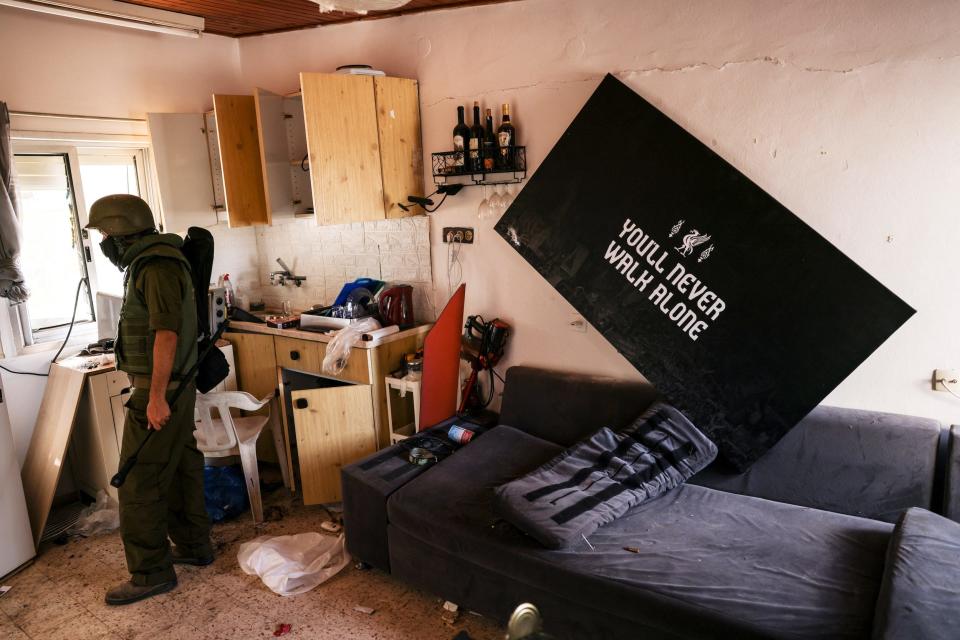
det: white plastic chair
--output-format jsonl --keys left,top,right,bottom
{"left": 193, "top": 391, "right": 287, "bottom": 524}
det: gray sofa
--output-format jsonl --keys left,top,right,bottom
{"left": 342, "top": 366, "right": 960, "bottom": 639}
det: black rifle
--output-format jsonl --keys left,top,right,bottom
{"left": 110, "top": 320, "right": 229, "bottom": 488}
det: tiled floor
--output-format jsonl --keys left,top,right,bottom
{"left": 0, "top": 493, "right": 503, "bottom": 640}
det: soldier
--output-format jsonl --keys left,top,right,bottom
{"left": 86, "top": 194, "right": 213, "bottom": 605}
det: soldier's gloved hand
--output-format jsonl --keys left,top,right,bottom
{"left": 147, "top": 396, "right": 172, "bottom": 431}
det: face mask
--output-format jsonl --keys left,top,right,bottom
{"left": 99, "top": 236, "right": 126, "bottom": 269}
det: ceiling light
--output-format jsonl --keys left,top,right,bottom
{"left": 0, "top": 0, "right": 204, "bottom": 38}
{"left": 309, "top": 0, "right": 412, "bottom": 16}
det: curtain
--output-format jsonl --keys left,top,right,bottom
{"left": 0, "top": 102, "right": 27, "bottom": 303}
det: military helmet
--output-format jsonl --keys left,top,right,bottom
{"left": 85, "top": 194, "right": 157, "bottom": 237}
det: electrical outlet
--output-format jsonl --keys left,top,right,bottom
{"left": 569, "top": 314, "right": 587, "bottom": 333}
{"left": 442, "top": 227, "right": 474, "bottom": 243}
{"left": 933, "top": 369, "right": 959, "bottom": 391}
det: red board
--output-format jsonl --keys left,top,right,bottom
{"left": 419, "top": 284, "right": 465, "bottom": 429}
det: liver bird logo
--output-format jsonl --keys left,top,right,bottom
{"left": 676, "top": 229, "right": 712, "bottom": 257}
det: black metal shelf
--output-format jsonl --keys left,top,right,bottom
{"left": 432, "top": 146, "right": 526, "bottom": 186}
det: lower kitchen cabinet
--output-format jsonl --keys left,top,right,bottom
{"left": 72, "top": 370, "right": 130, "bottom": 502}
{"left": 225, "top": 324, "right": 429, "bottom": 504}
{"left": 289, "top": 378, "right": 377, "bottom": 505}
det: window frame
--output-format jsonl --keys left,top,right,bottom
{"left": 4, "top": 140, "right": 159, "bottom": 358}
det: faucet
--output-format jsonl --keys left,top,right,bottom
{"left": 270, "top": 258, "right": 306, "bottom": 287}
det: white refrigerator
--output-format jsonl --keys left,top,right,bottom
{"left": 0, "top": 413, "right": 34, "bottom": 578}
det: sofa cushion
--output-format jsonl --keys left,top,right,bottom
{"left": 946, "top": 425, "right": 960, "bottom": 523}
{"left": 690, "top": 405, "right": 942, "bottom": 523}
{"left": 872, "top": 508, "right": 960, "bottom": 640}
{"left": 495, "top": 402, "right": 717, "bottom": 548}
{"left": 499, "top": 365, "right": 658, "bottom": 446}
{"left": 388, "top": 425, "right": 892, "bottom": 639}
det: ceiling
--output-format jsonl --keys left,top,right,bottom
{"left": 118, "top": 0, "right": 520, "bottom": 37}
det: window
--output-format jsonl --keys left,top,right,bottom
{"left": 13, "top": 153, "right": 94, "bottom": 342}
{"left": 9, "top": 145, "right": 155, "bottom": 351}
{"left": 78, "top": 150, "right": 146, "bottom": 297}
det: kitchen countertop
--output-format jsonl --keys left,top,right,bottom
{"left": 226, "top": 320, "right": 432, "bottom": 349}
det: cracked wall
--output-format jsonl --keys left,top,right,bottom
{"left": 236, "top": 0, "right": 960, "bottom": 422}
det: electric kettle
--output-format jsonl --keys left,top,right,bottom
{"left": 378, "top": 285, "right": 415, "bottom": 329}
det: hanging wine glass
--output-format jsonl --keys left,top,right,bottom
{"left": 501, "top": 184, "right": 515, "bottom": 211}
{"left": 487, "top": 186, "right": 504, "bottom": 218}
{"left": 478, "top": 185, "right": 491, "bottom": 219}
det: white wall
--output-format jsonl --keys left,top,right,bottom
{"left": 0, "top": 7, "right": 243, "bottom": 116}
{"left": 2, "top": 0, "right": 960, "bottom": 447}
{"left": 0, "top": 7, "right": 246, "bottom": 458}
{"left": 237, "top": 0, "right": 960, "bottom": 422}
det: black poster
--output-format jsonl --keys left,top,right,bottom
{"left": 495, "top": 74, "right": 915, "bottom": 470}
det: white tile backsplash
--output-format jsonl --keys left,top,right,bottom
{"left": 247, "top": 215, "right": 436, "bottom": 321}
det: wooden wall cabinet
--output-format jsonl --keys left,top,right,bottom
{"left": 147, "top": 94, "right": 269, "bottom": 232}
{"left": 212, "top": 95, "right": 270, "bottom": 227}
{"left": 300, "top": 73, "right": 423, "bottom": 226}
{"left": 254, "top": 88, "right": 313, "bottom": 220}
{"left": 147, "top": 112, "right": 221, "bottom": 233}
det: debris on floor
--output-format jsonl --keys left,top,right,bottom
{"left": 69, "top": 490, "right": 120, "bottom": 537}
{"left": 238, "top": 532, "right": 351, "bottom": 596}
{"left": 354, "top": 605, "right": 375, "bottom": 615}
{"left": 272, "top": 622, "right": 292, "bottom": 636}
{"left": 623, "top": 546, "right": 641, "bottom": 553}
{"left": 0, "top": 585, "right": 11, "bottom": 598}
{"left": 442, "top": 600, "right": 460, "bottom": 625}
{"left": 263, "top": 505, "right": 285, "bottom": 522}
{"left": 320, "top": 520, "right": 342, "bottom": 534}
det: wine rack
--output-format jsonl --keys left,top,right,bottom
{"left": 432, "top": 146, "right": 526, "bottom": 186}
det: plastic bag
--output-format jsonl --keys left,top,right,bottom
{"left": 322, "top": 317, "right": 380, "bottom": 376}
{"left": 237, "top": 532, "right": 351, "bottom": 596}
{"left": 69, "top": 490, "right": 119, "bottom": 536}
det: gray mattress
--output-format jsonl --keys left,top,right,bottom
{"left": 388, "top": 425, "right": 893, "bottom": 639}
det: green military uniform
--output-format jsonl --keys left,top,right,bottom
{"left": 115, "top": 232, "right": 211, "bottom": 587}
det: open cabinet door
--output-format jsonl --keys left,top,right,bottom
{"left": 291, "top": 384, "right": 377, "bottom": 505}
{"left": 147, "top": 113, "right": 218, "bottom": 233}
{"left": 300, "top": 73, "right": 385, "bottom": 225}
{"left": 212, "top": 95, "right": 270, "bottom": 227}
{"left": 374, "top": 76, "right": 423, "bottom": 219}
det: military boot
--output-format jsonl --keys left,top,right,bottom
{"left": 171, "top": 545, "right": 214, "bottom": 566}
{"left": 105, "top": 578, "right": 177, "bottom": 605}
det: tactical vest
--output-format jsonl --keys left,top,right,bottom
{"left": 115, "top": 234, "right": 198, "bottom": 379}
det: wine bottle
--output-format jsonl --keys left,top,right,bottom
{"left": 483, "top": 109, "right": 497, "bottom": 172}
{"left": 469, "top": 102, "right": 484, "bottom": 172}
{"left": 453, "top": 106, "right": 470, "bottom": 170}
{"left": 497, "top": 103, "right": 516, "bottom": 170}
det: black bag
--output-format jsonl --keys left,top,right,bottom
{"left": 195, "top": 337, "right": 230, "bottom": 393}
{"left": 182, "top": 226, "right": 216, "bottom": 339}
{"left": 182, "top": 226, "right": 229, "bottom": 392}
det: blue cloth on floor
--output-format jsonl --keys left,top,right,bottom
{"left": 203, "top": 464, "right": 249, "bottom": 523}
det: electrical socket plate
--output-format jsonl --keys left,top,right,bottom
{"left": 933, "top": 369, "right": 959, "bottom": 391}
{"left": 442, "top": 227, "right": 474, "bottom": 243}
